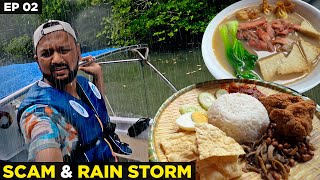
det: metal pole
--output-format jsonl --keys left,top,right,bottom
{"left": 0, "top": 82, "right": 36, "bottom": 106}
{"left": 98, "top": 59, "right": 141, "bottom": 65}
{"left": 79, "top": 44, "right": 148, "bottom": 66}
{"left": 144, "top": 61, "right": 178, "bottom": 92}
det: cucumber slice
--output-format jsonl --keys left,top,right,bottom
{"left": 215, "top": 89, "right": 229, "bottom": 99}
{"left": 179, "top": 104, "right": 206, "bottom": 114}
{"left": 198, "top": 92, "right": 216, "bottom": 110}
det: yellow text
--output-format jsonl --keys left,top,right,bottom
{"left": 128, "top": 165, "right": 192, "bottom": 178}
{"left": 78, "top": 165, "right": 122, "bottom": 178}
{"left": 3, "top": 165, "right": 55, "bottom": 178}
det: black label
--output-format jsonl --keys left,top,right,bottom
{"left": 0, "top": 0, "right": 42, "bottom": 14}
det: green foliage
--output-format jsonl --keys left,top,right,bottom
{"left": 41, "top": 0, "right": 105, "bottom": 22}
{"left": 39, "top": 0, "right": 240, "bottom": 50}
{"left": 2, "top": 34, "right": 33, "bottom": 60}
{"left": 98, "top": 0, "right": 239, "bottom": 49}
{"left": 41, "top": 0, "right": 71, "bottom": 21}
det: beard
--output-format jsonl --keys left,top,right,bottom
{"left": 42, "top": 62, "right": 79, "bottom": 90}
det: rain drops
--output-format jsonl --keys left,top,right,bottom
{"left": 186, "top": 65, "right": 202, "bottom": 75}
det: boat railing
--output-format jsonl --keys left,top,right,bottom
{"left": 83, "top": 44, "right": 178, "bottom": 93}
{"left": 0, "top": 44, "right": 177, "bottom": 106}
{"left": 0, "top": 44, "right": 176, "bottom": 162}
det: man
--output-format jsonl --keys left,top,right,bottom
{"left": 17, "top": 20, "right": 131, "bottom": 162}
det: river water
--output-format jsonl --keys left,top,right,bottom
{"left": 99, "top": 47, "right": 215, "bottom": 118}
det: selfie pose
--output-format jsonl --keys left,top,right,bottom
{"left": 17, "top": 20, "right": 131, "bottom": 162}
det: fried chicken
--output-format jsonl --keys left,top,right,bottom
{"left": 259, "top": 93, "right": 316, "bottom": 139}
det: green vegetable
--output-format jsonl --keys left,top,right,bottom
{"left": 219, "top": 21, "right": 260, "bottom": 79}
{"left": 215, "top": 89, "right": 229, "bottom": 98}
{"left": 179, "top": 105, "right": 206, "bottom": 114}
{"left": 198, "top": 92, "right": 216, "bottom": 110}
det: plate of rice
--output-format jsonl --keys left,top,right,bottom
{"left": 149, "top": 79, "right": 320, "bottom": 179}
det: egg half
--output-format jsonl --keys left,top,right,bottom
{"left": 175, "top": 112, "right": 208, "bottom": 131}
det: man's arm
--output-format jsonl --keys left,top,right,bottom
{"left": 36, "top": 148, "right": 63, "bottom": 162}
{"left": 20, "top": 105, "right": 77, "bottom": 162}
{"left": 79, "top": 56, "right": 106, "bottom": 95}
{"left": 20, "top": 112, "right": 63, "bottom": 161}
{"left": 92, "top": 69, "right": 105, "bottom": 96}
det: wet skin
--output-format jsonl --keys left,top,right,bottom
{"left": 35, "top": 31, "right": 81, "bottom": 89}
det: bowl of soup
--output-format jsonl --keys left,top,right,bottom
{"left": 202, "top": 0, "right": 320, "bottom": 93}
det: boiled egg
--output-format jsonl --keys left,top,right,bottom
{"left": 175, "top": 112, "right": 208, "bottom": 131}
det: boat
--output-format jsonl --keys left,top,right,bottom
{"left": 0, "top": 44, "right": 177, "bottom": 162}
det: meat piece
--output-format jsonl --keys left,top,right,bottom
{"left": 292, "top": 24, "right": 300, "bottom": 31}
{"left": 275, "top": 28, "right": 295, "bottom": 36}
{"left": 237, "top": 19, "right": 300, "bottom": 53}
{"left": 272, "top": 19, "right": 297, "bottom": 36}
{"left": 267, "top": 41, "right": 275, "bottom": 52}
{"left": 275, "top": 29, "right": 289, "bottom": 36}
{"left": 247, "top": 30, "right": 259, "bottom": 40}
{"left": 248, "top": 39, "right": 275, "bottom": 52}
{"left": 259, "top": 94, "right": 303, "bottom": 113}
{"left": 257, "top": 28, "right": 271, "bottom": 42}
{"left": 272, "top": 19, "right": 284, "bottom": 29}
{"left": 238, "top": 18, "right": 267, "bottom": 30}
{"left": 226, "top": 82, "right": 265, "bottom": 99}
{"left": 237, "top": 30, "right": 259, "bottom": 40}
{"left": 271, "top": 37, "right": 290, "bottom": 45}
{"left": 265, "top": 23, "right": 275, "bottom": 39}
{"left": 259, "top": 94, "right": 316, "bottom": 139}
{"left": 248, "top": 39, "right": 265, "bottom": 51}
{"left": 236, "top": 30, "right": 246, "bottom": 40}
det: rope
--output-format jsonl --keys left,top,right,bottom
{"left": 139, "top": 59, "right": 150, "bottom": 118}
{"left": 89, "top": 70, "right": 116, "bottom": 116}
{"left": 104, "top": 94, "right": 116, "bottom": 116}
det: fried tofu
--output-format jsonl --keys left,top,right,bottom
{"left": 297, "top": 20, "right": 320, "bottom": 40}
{"left": 277, "top": 44, "right": 309, "bottom": 75}
{"left": 257, "top": 53, "right": 285, "bottom": 81}
{"left": 299, "top": 39, "right": 320, "bottom": 64}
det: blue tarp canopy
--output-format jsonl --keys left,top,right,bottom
{"left": 0, "top": 48, "right": 116, "bottom": 100}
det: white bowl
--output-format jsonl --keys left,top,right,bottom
{"left": 201, "top": 0, "right": 320, "bottom": 93}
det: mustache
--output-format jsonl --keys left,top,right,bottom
{"left": 50, "top": 63, "right": 70, "bottom": 72}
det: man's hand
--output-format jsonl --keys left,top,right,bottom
{"left": 79, "top": 56, "right": 102, "bottom": 78}
{"left": 79, "top": 56, "right": 106, "bottom": 95}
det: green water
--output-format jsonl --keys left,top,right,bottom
{"left": 99, "top": 47, "right": 215, "bottom": 118}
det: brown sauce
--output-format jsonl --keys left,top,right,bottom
{"left": 212, "top": 7, "right": 320, "bottom": 85}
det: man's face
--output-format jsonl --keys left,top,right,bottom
{"left": 35, "top": 31, "right": 80, "bottom": 89}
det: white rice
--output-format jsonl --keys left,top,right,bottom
{"left": 208, "top": 93, "right": 269, "bottom": 143}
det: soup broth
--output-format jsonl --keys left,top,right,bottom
{"left": 212, "top": 6, "right": 320, "bottom": 85}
